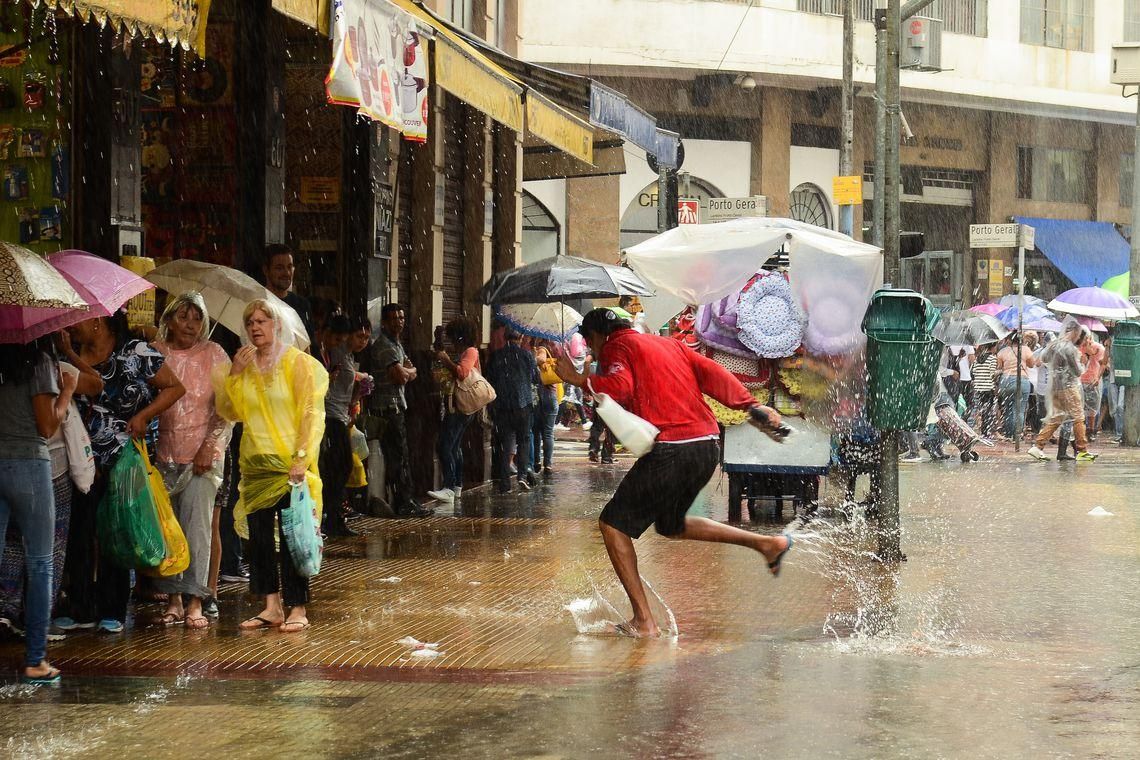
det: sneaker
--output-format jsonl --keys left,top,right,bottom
{"left": 427, "top": 488, "right": 455, "bottom": 503}
{"left": 219, "top": 567, "right": 250, "bottom": 583}
{"left": 1076, "top": 451, "right": 1099, "bottom": 461}
{"left": 588, "top": 451, "right": 599, "bottom": 463}
{"left": 53, "top": 617, "right": 96, "bottom": 631}
{"left": 517, "top": 478, "right": 532, "bottom": 492}
{"left": 899, "top": 454, "right": 923, "bottom": 463}
{"left": 46, "top": 624, "right": 67, "bottom": 642}
{"left": 97, "top": 619, "right": 124, "bottom": 634}
{"left": 600, "top": 456, "right": 615, "bottom": 465}
{"left": 202, "top": 597, "right": 219, "bottom": 619}
{"left": 581, "top": 421, "right": 592, "bottom": 430}
{"left": 395, "top": 503, "right": 434, "bottom": 518}
{"left": 1027, "top": 446, "right": 1048, "bottom": 461}
{"left": 553, "top": 423, "right": 570, "bottom": 432}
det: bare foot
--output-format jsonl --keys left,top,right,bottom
{"left": 24, "top": 660, "right": 60, "bottom": 680}
{"left": 760, "top": 534, "right": 794, "bottom": 576}
{"left": 613, "top": 618, "right": 659, "bottom": 638}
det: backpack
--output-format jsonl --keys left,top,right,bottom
{"left": 453, "top": 367, "right": 497, "bottom": 414}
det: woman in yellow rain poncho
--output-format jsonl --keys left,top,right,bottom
{"left": 214, "top": 299, "right": 328, "bottom": 633}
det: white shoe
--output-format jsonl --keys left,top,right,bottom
{"left": 553, "top": 423, "right": 570, "bottom": 432}
{"left": 427, "top": 488, "right": 455, "bottom": 503}
{"left": 1027, "top": 446, "right": 1048, "bottom": 461}
{"left": 899, "top": 454, "right": 923, "bottom": 463}
{"left": 581, "top": 421, "right": 593, "bottom": 430}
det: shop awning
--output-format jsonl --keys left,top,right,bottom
{"left": 432, "top": 33, "right": 524, "bottom": 132}
{"left": 272, "top": 0, "right": 330, "bottom": 35}
{"left": 34, "top": 0, "right": 210, "bottom": 55}
{"left": 1013, "top": 216, "right": 1130, "bottom": 288}
{"left": 525, "top": 92, "right": 593, "bottom": 165}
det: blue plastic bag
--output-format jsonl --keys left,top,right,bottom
{"left": 281, "top": 482, "right": 323, "bottom": 578}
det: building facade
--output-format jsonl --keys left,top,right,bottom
{"left": 520, "top": 0, "right": 1140, "bottom": 306}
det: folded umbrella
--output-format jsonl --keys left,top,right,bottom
{"left": 479, "top": 255, "right": 653, "bottom": 305}
{"left": 496, "top": 302, "right": 584, "bottom": 341}
{"left": 1048, "top": 286, "right": 1139, "bottom": 321}
{"left": 0, "top": 241, "right": 89, "bottom": 343}
{"left": 146, "top": 260, "right": 310, "bottom": 349}
{"left": 932, "top": 311, "right": 1010, "bottom": 346}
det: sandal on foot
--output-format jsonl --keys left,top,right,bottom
{"left": 21, "top": 665, "right": 61, "bottom": 685}
{"left": 184, "top": 615, "right": 209, "bottom": 630}
{"left": 150, "top": 612, "right": 185, "bottom": 627}
{"left": 239, "top": 615, "right": 281, "bottom": 630}
{"left": 767, "top": 534, "right": 794, "bottom": 577}
{"left": 279, "top": 619, "right": 310, "bottom": 633}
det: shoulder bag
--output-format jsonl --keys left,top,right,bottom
{"left": 453, "top": 367, "right": 497, "bottom": 415}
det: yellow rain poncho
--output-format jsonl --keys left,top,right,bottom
{"left": 214, "top": 346, "right": 329, "bottom": 538}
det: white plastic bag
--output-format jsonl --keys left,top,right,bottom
{"left": 349, "top": 425, "right": 369, "bottom": 459}
{"left": 61, "top": 401, "right": 94, "bottom": 493}
{"left": 593, "top": 393, "right": 659, "bottom": 458}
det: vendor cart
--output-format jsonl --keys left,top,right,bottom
{"left": 723, "top": 418, "right": 832, "bottom": 522}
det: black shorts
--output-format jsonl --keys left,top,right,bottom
{"left": 600, "top": 440, "right": 720, "bottom": 539}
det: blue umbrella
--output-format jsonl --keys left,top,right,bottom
{"left": 998, "top": 294, "right": 1046, "bottom": 309}
{"left": 996, "top": 303, "right": 1053, "bottom": 329}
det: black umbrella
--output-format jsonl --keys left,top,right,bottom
{"left": 932, "top": 310, "right": 1010, "bottom": 346}
{"left": 479, "top": 255, "right": 654, "bottom": 305}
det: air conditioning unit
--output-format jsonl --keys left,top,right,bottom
{"left": 1111, "top": 43, "right": 1140, "bottom": 86}
{"left": 901, "top": 16, "right": 942, "bottom": 72}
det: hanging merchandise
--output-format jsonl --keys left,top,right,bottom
{"left": 0, "top": 124, "right": 14, "bottom": 156}
{"left": 3, "top": 163, "right": 27, "bottom": 199}
{"left": 22, "top": 73, "right": 45, "bottom": 110}
{"left": 17, "top": 128, "right": 45, "bottom": 157}
{"left": 735, "top": 273, "right": 805, "bottom": 359}
{"left": 694, "top": 291, "right": 754, "bottom": 358}
{"left": 326, "top": 0, "right": 430, "bottom": 141}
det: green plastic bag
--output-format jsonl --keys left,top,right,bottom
{"left": 97, "top": 441, "right": 166, "bottom": 570}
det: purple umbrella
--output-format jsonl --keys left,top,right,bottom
{"left": 1023, "top": 317, "right": 1063, "bottom": 333}
{"left": 1074, "top": 315, "right": 1108, "bottom": 333}
{"left": 1048, "top": 287, "right": 1139, "bottom": 321}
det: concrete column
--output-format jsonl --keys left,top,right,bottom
{"left": 410, "top": 86, "right": 446, "bottom": 350}
{"left": 566, "top": 175, "right": 620, "bottom": 261}
{"left": 492, "top": 124, "right": 523, "bottom": 274}
{"left": 759, "top": 88, "right": 791, "bottom": 218}
{"left": 463, "top": 112, "right": 494, "bottom": 327}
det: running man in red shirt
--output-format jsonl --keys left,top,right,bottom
{"left": 556, "top": 308, "right": 793, "bottom": 638}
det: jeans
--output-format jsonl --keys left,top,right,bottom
{"left": 998, "top": 376, "right": 1032, "bottom": 438}
{"left": 377, "top": 407, "right": 416, "bottom": 511}
{"left": 493, "top": 406, "right": 533, "bottom": 486}
{"left": 1113, "top": 384, "right": 1126, "bottom": 438}
{"left": 437, "top": 412, "right": 473, "bottom": 490}
{"left": 0, "top": 472, "right": 71, "bottom": 627}
{"left": 319, "top": 418, "right": 353, "bottom": 529}
{"left": 0, "top": 459, "right": 55, "bottom": 667}
{"left": 531, "top": 399, "right": 557, "bottom": 469}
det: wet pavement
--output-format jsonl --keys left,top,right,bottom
{"left": 2, "top": 438, "right": 1139, "bottom": 759}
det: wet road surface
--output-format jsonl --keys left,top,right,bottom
{"left": 2, "top": 442, "right": 1138, "bottom": 758}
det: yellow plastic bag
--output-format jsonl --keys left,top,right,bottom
{"left": 138, "top": 440, "right": 190, "bottom": 577}
{"left": 347, "top": 452, "right": 367, "bottom": 488}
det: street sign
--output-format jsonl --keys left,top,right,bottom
{"left": 976, "top": 259, "right": 988, "bottom": 280}
{"left": 987, "top": 260, "right": 1004, "bottom": 297}
{"left": 833, "top": 175, "right": 863, "bottom": 206}
{"left": 705, "top": 196, "right": 768, "bottom": 223}
{"left": 969, "top": 223, "right": 1035, "bottom": 248}
{"left": 677, "top": 197, "right": 700, "bottom": 225}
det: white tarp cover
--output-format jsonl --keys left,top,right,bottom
{"left": 623, "top": 218, "right": 883, "bottom": 354}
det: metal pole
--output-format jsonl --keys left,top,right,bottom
{"left": 873, "top": 5, "right": 887, "bottom": 250}
{"left": 657, "top": 166, "right": 669, "bottom": 234}
{"left": 1015, "top": 243, "right": 1025, "bottom": 452}
{"left": 838, "top": 0, "right": 855, "bottom": 238}
{"left": 884, "top": 0, "right": 901, "bottom": 287}
{"left": 1126, "top": 92, "right": 1140, "bottom": 446}
{"left": 901, "top": 0, "right": 938, "bottom": 20}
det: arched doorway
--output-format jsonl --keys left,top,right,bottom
{"left": 521, "top": 191, "right": 560, "bottom": 264}
{"left": 620, "top": 176, "right": 725, "bottom": 250}
{"left": 789, "top": 182, "right": 832, "bottom": 229}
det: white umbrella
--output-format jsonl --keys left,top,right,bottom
{"left": 497, "top": 302, "right": 584, "bottom": 341}
{"left": 146, "top": 260, "right": 310, "bottom": 349}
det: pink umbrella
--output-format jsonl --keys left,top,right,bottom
{"left": 969, "top": 303, "right": 1004, "bottom": 316}
{"left": 1074, "top": 315, "right": 1108, "bottom": 333}
{"left": 45, "top": 250, "right": 154, "bottom": 330}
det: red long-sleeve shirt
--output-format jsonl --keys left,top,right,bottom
{"left": 586, "top": 328, "right": 756, "bottom": 442}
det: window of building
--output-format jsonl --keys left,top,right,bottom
{"left": 1016, "top": 146, "right": 1090, "bottom": 204}
{"left": 449, "top": 0, "right": 474, "bottom": 31}
{"left": 1126, "top": 0, "right": 1140, "bottom": 42}
{"left": 1020, "top": 0, "right": 1093, "bottom": 52}
{"left": 796, "top": 1, "right": 986, "bottom": 36}
{"left": 1122, "top": 153, "right": 1135, "bottom": 208}
{"left": 493, "top": 0, "right": 508, "bottom": 48}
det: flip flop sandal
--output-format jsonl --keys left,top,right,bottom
{"left": 21, "top": 666, "right": 61, "bottom": 685}
{"left": 151, "top": 613, "right": 184, "bottom": 627}
{"left": 767, "top": 534, "right": 794, "bottom": 577}
{"left": 184, "top": 616, "right": 209, "bottom": 630}
{"left": 239, "top": 615, "right": 280, "bottom": 630}
{"left": 279, "top": 620, "right": 310, "bottom": 633}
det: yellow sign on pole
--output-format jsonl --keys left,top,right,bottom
{"left": 987, "top": 259, "right": 1004, "bottom": 297}
{"left": 832, "top": 175, "right": 864, "bottom": 206}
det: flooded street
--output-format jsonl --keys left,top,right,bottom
{"left": 2, "top": 448, "right": 1137, "bottom": 759}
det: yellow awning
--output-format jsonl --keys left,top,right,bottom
{"left": 272, "top": 0, "right": 330, "bottom": 36}
{"left": 433, "top": 36, "right": 523, "bottom": 132}
{"left": 526, "top": 92, "right": 593, "bottom": 165}
{"left": 36, "top": 0, "right": 211, "bottom": 55}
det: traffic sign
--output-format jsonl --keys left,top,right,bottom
{"left": 969, "top": 223, "right": 1035, "bottom": 249}
{"left": 677, "top": 197, "right": 700, "bottom": 225}
{"left": 832, "top": 175, "right": 863, "bottom": 206}
{"left": 705, "top": 196, "right": 768, "bottom": 223}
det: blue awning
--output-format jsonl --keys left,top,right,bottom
{"left": 1013, "top": 216, "right": 1129, "bottom": 288}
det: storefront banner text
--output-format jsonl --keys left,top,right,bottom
{"left": 326, "top": 0, "right": 428, "bottom": 141}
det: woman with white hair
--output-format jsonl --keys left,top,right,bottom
{"left": 215, "top": 299, "right": 328, "bottom": 633}
{"left": 153, "top": 292, "right": 232, "bottom": 629}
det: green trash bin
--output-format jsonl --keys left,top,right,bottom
{"left": 1112, "top": 320, "right": 1140, "bottom": 387}
{"left": 862, "top": 289, "right": 942, "bottom": 430}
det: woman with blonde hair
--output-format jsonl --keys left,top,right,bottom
{"left": 215, "top": 299, "right": 328, "bottom": 632}
{"left": 153, "top": 292, "right": 232, "bottom": 629}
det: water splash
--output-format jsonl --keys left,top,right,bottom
{"left": 564, "top": 574, "right": 679, "bottom": 637}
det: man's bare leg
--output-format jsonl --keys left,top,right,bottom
{"left": 599, "top": 520, "right": 660, "bottom": 637}
{"left": 677, "top": 516, "right": 790, "bottom": 569}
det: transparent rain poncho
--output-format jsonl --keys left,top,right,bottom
{"left": 214, "top": 343, "right": 329, "bottom": 538}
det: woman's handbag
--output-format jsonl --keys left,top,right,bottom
{"left": 539, "top": 360, "right": 561, "bottom": 386}
{"left": 281, "top": 482, "right": 323, "bottom": 578}
{"left": 593, "top": 393, "right": 659, "bottom": 458}
{"left": 452, "top": 367, "right": 497, "bottom": 415}
{"left": 60, "top": 400, "right": 94, "bottom": 493}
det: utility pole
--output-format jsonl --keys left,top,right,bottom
{"left": 1126, "top": 90, "right": 1140, "bottom": 446}
{"left": 838, "top": 0, "right": 855, "bottom": 238}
